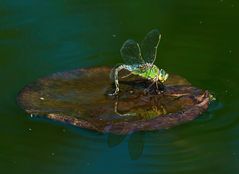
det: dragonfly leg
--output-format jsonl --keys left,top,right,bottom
{"left": 121, "top": 72, "right": 133, "bottom": 79}
{"left": 144, "top": 76, "right": 161, "bottom": 94}
{"left": 156, "top": 80, "right": 159, "bottom": 89}
{"left": 144, "top": 80, "right": 156, "bottom": 94}
{"left": 155, "top": 81, "right": 162, "bottom": 94}
{"left": 156, "top": 79, "right": 165, "bottom": 94}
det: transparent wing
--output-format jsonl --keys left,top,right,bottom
{"left": 141, "top": 29, "right": 161, "bottom": 64}
{"left": 120, "top": 39, "right": 145, "bottom": 65}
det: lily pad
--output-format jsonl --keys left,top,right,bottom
{"left": 17, "top": 67, "right": 211, "bottom": 134}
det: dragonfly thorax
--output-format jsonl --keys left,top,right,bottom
{"left": 131, "top": 64, "right": 159, "bottom": 80}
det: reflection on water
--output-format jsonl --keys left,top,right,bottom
{"left": 108, "top": 132, "right": 144, "bottom": 160}
{"left": 1, "top": 0, "right": 239, "bottom": 173}
{"left": 109, "top": 99, "right": 222, "bottom": 161}
{"left": 114, "top": 97, "right": 167, "bottom": 118}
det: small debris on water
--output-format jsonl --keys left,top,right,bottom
{"left": 112, "top": 34, "right": 117, "bottom": 38}
{"left": 40, "top": 97, "right": 45, "bottom": 100}
{"left": 28, "top": 128, "right": 32, "bottom": 131}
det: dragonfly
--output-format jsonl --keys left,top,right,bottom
{"left": 110, "top": 29, "right": 169, "bottom": 96}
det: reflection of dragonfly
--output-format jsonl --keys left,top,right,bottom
{"left": 110, "top": 29, "right": 169, "bottom": 96}
{"left": 114, "top": 96, "right": 167, "bottom": 117}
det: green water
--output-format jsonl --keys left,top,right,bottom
{"left": 1, "top": 0, "right": 239, "bottom": 173}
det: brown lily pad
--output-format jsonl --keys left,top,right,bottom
{"left": 17, "top": 67, "right": 211, "bottom": 134}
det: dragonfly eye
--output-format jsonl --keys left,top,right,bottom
{"left": 159, "top": 69, "right": 165, "bottom": 76}
{"left": 159, "top": 69, "right": 168, "bottom": 82}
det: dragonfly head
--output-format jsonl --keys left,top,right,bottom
{"left": 158, "top": 69, "right": 169, "bottom": 82}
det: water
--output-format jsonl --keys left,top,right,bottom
{"left": 0, "top": 0, "right": 239, "bottom": 173}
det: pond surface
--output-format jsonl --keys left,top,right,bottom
{"left": 0, "top": 0, "right": 239, "bottom": 173}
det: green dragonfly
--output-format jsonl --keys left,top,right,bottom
{"left": 110, "top": 29, "right": 169, "bottom": 96}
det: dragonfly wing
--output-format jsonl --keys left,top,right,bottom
{"left": 141, "top": 29, "right": 161, "bottom": 64}
{"left": 120, "top": 39, "right": 145, "bottom": 65}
